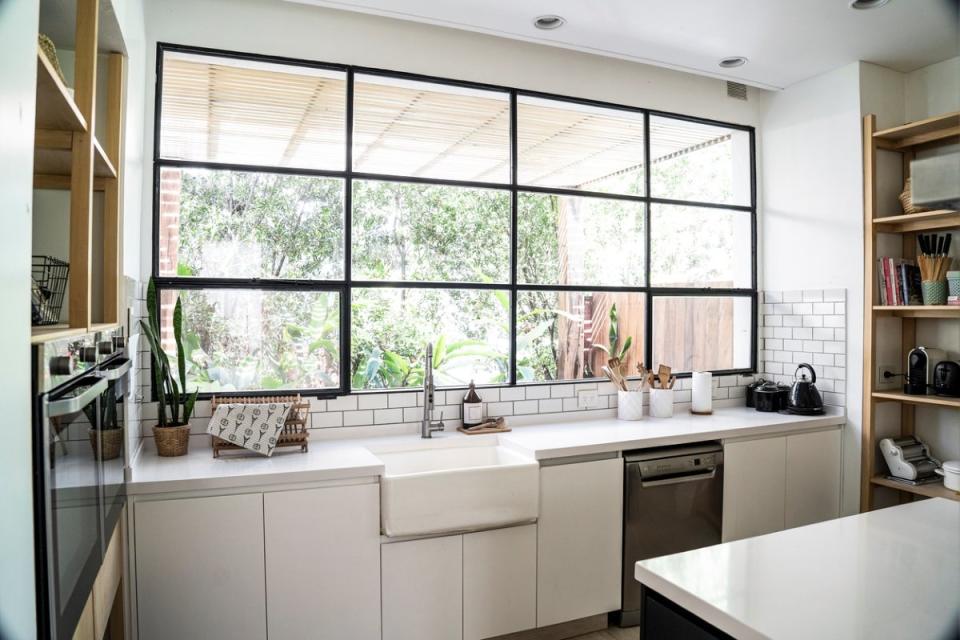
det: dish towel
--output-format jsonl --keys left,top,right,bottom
{"left": 206, "top": 402, "right": 292, "bottom": 457}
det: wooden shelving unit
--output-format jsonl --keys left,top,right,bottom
{"left": 861, "top": 110, "right": 960, "bottom": 510}
{"left": 32, "top": 0, "right": 127, "bottom": 343}
{"left": 871, "top": 476, "right": 960, "bottom": 501}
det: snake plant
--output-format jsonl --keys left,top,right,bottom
{"left": 140, "top": 277, "right": 198, "bottom": 427}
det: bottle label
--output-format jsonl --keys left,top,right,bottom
{"left": 464, "top": 403, "right": 483, "bottom": 425}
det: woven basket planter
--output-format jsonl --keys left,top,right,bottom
{"left": 89, "top": 428, "right": 123, "bottom": 461}
{"left": 153, "top": 424, "right": 191, "bottom": 457}
{"left": 899, "top": 178, "right": 930, "bottom": 215}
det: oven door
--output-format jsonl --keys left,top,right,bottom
{"left": 35, "top": 375, "right": 108, "bottom": 640}
{"left": 98, "top": 356, "right": 130, "bottom": 536}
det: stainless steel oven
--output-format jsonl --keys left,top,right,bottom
{"left": 32, "top": 329, "right": 126, "bottom": 640}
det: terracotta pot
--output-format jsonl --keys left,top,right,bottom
{"left": 153, "top": 423, "right": 191, "bottom": 457}
{"left": 88, "top": 427, "right": 123, "bottom": 460}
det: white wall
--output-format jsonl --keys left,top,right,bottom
{"left": 758, "top": 62, "right": 865, "bottom": 516}
{"left": 905, "top": 56, "right": 960, "bottom": 123}
{"left": 0, "top": 0, "right": 39, "bottom": 637}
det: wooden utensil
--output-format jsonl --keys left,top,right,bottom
{"left": 658, "top": 364, "right": 671, "bottom": 389}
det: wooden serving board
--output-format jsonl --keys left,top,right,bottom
{"left": 457, "top": 425, "right": 512, "bottom": 435}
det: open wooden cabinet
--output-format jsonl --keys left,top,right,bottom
{"left": 31, "top": 0, "right": 126, "bottom": 345}
{"left": 861, "top": 111, "right": 960, "bottom": 510}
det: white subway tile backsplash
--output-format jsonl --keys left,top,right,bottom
{"left": 823, "top": 315, "right": 845, "bottom": 328}
{"left": 388, "top": 393, "right": 417, "bottom": 408}
{"left": 765, "top": 291, "right": 783, "bottom": 303}
{"left": 403, "top": 407, "right": 422, "bottom": 423}
{"left": 514, "top": 400, "right": 539, "bottom": 415}
{"left": 524, "top": 385, "right": 550, "bottom": 400}
{"left": 792, "top": 327, "right": 813, "bottom": 340}
{"left": 551, "top": 385, "right": 574, "bottom": 398}
{"left": 812, "top": 302, "right": 834, "bottom": 315}
{"left": 563, "top": 397, "right": 580, "bottom": 412}
{"left": 312, "top": 412, "right": 343, "bottom": 428}
{"left": 327, "top": 395, "right": 358, "bottom": 411}
{"left": 487, "top": 402, "right": 513, "bottom": 417}
{"left": 824, "top": 289, "right": 845, "bottom": 302}
{"left": 783, "top": 339, "right": 802, "bottom": 351}
{"left": 824, "top": 341, "right": 845, "bottom": 354}
{"left": 358, "top": 394, "right": 388, "bottom": 410}
{"left": 374, "top": 408, "right": 404, "bottom": 424}
{"left": 802, "top": 340, "right": 824, "bottom": 353}
{"left": 539, "top": 399, "right": 563, "bottom": 413}
{"left": 802, "top": 290, "right": 823, "bottom": 302}
{"left": 500, "top": 387, "right": 525, "bottom": 401}
{"left": 792, "top": 303, "right": 812, "bottom": 315}
{"left": 765, "top": 315, "right": 783, "bottom": 327}
{"left": 813, "top": 353, "right": 834, "bottom": 366}
{"left": 774, "top": 327, "right": 793, "bottom": 339}
{"left": 343, "top": 410, "right": 373, "bottom": 426}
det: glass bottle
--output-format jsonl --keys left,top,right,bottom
{"left": 462, "top": 381, "right": 483, "bottom": 427}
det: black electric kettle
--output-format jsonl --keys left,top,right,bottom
{"left": 788, "top": 363, "right": 824, "bottom": 415}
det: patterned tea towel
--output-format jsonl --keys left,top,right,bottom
{"left": 207, "top": 403, "right": 292, "bottom": 457}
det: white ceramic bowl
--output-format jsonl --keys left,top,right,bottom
{"left": 936, "top": 460, "right": 960, "bottom": 492}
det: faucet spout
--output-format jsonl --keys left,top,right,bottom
{"left": 421, "top": 343, "right": 444, "bottom": 438}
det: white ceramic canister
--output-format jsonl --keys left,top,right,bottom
{"left": 617, "top": 390, "right": 644, "bottom": 421}
{"left": 936, "top": 460, "right": 960, "bottom": 492}
{"left": 691, "top": 371, "right": 713, "bottom": 415}
{"left": 649, "top": 388, "right": 674, "bottom": 418}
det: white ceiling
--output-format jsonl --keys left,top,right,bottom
{"left": 287, "top": 0, "right": 960, "bottom": 90}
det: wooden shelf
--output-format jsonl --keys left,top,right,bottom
{"left": 873, "top": 111, "right": 960, "bottom": 150}
{"left": 35, "top": 47, "right": 86, "bottom": 132}
{"left": 33, "top": 132, "right": 117, "bottom": 179}
{"left": 30, "top": 324, "right": 88, "bottom": 345}
{"left": 872, "top": 305, "right": 960, "bottom": 318}
{"left": 873, "top": 209, "right": 960, "bottom": 233}
{"left": 871, "top": 476, "right": 960, "bottom": 502}
{"left": 872, "top": 391, "right": 960, "bottom": 409}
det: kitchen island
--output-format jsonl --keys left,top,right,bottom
{"left": 634, "top": 498, "right": 960, "bottom": 640}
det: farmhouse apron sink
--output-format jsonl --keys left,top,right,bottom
{"left": 370, "top": 439, "right": 539, "bottom": 537}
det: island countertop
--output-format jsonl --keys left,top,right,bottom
{"left": 635, "top": 498, "right": 960, "bottom": 640}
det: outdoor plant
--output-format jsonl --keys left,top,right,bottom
{"left": 141, "top": 277, "right": 199, "bottom": 426}
{"left": 594, "top": 303, "right": 633, "bottom": 360}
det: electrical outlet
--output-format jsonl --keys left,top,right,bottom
{"left": 876, "top": 364, "right": 899, "bottom": 390}
{"left": 577, "top": 389, "right": 599, "bottom": 409}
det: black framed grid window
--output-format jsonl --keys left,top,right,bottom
{"left": 152, "top": 43, "right": 757, "bottom": 397}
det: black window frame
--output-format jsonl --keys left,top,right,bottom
{"left": 151, "top": 42, "right": 758, "bottom": 399}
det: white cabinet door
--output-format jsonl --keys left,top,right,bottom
{"left": 264, "top": 484, "right": 381, "bottom": 640}
{"left": 785, "top": 429, "right": 841, "bottom": 529}
{"left": 723, "top": 436, "right": 787, "bottom": 542}
{"left": 463, "top": 525, "right": 536, "bottom": 640}
{"left": 537, "top": 457, "right": 623, "bottom": 628}
{"left": 382, "top": 536, "right": 463, "bottom": 640}
{"left": 135, "top": 493, "right": 266, "bottom": 640}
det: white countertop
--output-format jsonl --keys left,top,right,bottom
{"left": 635, "top": 499, "right": 960, "bottom": 640}
{"left": 500, "top": 405, "right": 844, "bottom": 460}
{"left": 127, "top": 405, "right": 844, "bottom": 495}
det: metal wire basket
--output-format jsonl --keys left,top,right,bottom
{"left": 32, "top": 256, "right": 69, "bottom": 326}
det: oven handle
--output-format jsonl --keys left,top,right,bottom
{"left": 639, "top": 468, "right": 717, "bottom": 488}
{"left": 99, "top": 359, "right": 132, "bottom": 381}
{"left": 47, "top": 378, "right": 108, "bottom": 418}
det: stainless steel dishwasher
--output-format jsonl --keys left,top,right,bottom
{"left": 618, "top": 441, "right": 724, "bottom": 627}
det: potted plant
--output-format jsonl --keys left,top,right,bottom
{"left": 84, "top": 383, "right": 123, "bottom": 460}
{"left": 141, "top": 278, "right": 199, "bottom": 456}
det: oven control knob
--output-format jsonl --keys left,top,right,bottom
{"left": 79, "top": 346, "right": 98, "bottom": 363}
{"left": 112, "top": 336, "right": 126, "bottom": 350}
{"left": 49, "top": 356, "right": 74, "bottom": 376}
{"left": 98, "top": 341, "right": 114, "bottom": 355}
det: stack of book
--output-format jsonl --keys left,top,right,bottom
{"left": 876, "top": 257, "right": 922, "bottom": 306}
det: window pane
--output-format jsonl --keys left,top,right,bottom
{"left": 352, "top": 180, "right": 510, "bottom": 283}
{"left": 157, "top": 167, "right": 344, "bottom": 280}
{"left": 650, "top": 116, "right": 751, "bottom": 205}
{"left": 351, "top": 288, "right": 509, "bottom": 389}
{"left": 518, "top": 96, "right": 645, "bottom": 195}
{"left": 516, "top": 291, "right": 645, "bottom": 382}
{"left": 650, "top": 204, "right": 751, "bottom": 288}
{"left": 652, "top": 296, "right": 752, "bottom": 372}
{"left": 353, "top": 75, "right": 510, "bottom": 182}
{"left": 518, "top": 193, "right": 645, "bottom": 286}
{"left": 159, "top": 51, "right": 346, "bottom": 170}
{"left": 160, "top": 289, "right": 340, "bottom": 392}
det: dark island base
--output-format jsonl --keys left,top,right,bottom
{"left": 641, "top": 587, "right": 735, "bottom": 640}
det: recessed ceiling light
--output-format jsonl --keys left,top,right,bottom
{"left": 533, "top": 15, "right": 566, "bottom": 30}
{"left": 849, "top": 0, "right": 890, "bottom": 8}
{"left": 718, "top": 56, "right": 748, "bottom": 68}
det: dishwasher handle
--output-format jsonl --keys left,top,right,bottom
{"left": 639, "top": 467, "right": 717, "bottom": 488}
